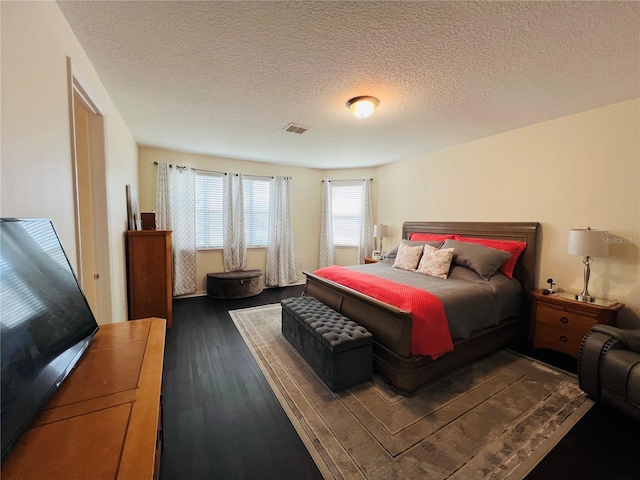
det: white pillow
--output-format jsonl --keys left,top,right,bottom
{"left": 392, "top": 242, "right": 424, "bottom": 271}
{"left": 416, "top": 244, "right": 455, "bottom": 279}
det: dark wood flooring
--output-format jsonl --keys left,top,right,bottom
{"left": 160, "top": 285, "right": 322, "bottom": 480}
{"left": 511, "top": 344, "right": 640, "bottom": 480}
{"left": 160, "top": 286, "right": 640, "bottom": 479}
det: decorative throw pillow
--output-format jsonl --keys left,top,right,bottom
{"left": 387, "top": 240, "right": 443, "bottom": 258}
{"left": 454, "top": 235, "right": 527, "bottom": 279}
{"left": 442, "top": 239, "right": 512, "bottom": 280}
{"left": 391, "top": 242, "right": 424, "bottom": 271}
{"left": 409, "top": 233, "right": 455, "bottom": 242}
{"left": 416, "top": 244, "right": 455, "bottom": 279}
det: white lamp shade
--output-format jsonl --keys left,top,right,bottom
{"left": 567, "top": 229, "right": 609, "bottom": 257}
{"left": 373, "top": 224, "right": 389, "bottom": 238}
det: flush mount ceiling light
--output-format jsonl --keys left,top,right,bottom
{"left": 347, "top": 96, "right": 379, "bottom": 118}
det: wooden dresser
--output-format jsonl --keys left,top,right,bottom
{"left": 2, "top": 318, "right": 166, "bottom": 480}
{"left": 530, "top": 290, "right": 624, "bottom": 358}
{"left": 127, "top": 230, "right": 173, "bottom": 328}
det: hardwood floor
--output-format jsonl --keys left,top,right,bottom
{"left": 525, "top": 403, "right": 640, "bottom": 480}
{"left": 160, "top": 286, "right": 639, "bottom": 479}
{"left": 160, "top": 285, "right": 322, "bottom": 480}
{"left": 511, "top": 344, "right": 640, "bottom": 480}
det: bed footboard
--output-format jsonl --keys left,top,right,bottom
{"left": 303, "top": 270, "right": 528, "bottom": 394}
{"left": 304, "top": 271, "right": 413, "bottom": 358}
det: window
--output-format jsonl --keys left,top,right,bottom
{"left": 195, "top": 172, "right": 271, "bottom": 249}
{"left": 243, "top": 176, "right": 270, "bottom": 247}
{"left": 195, "top": 172, "right": 223, "bottom": 249}
{"left": 331, "top": 181, "right": 363, "bottom": 247}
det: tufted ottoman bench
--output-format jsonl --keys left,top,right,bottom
{"left": 281, "top": 296, "right": 373, "bottom": 391}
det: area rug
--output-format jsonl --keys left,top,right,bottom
{"left": 229, "top": 304, "right": 593, "bottom": 480}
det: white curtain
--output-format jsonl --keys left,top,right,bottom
{"left": 318, "top": 180, "right": 334, "bottom": 268}
{"left": 266, "top": 176, "right": 298, "bottom": 286}
{"left": 222, "top": 173, "right": 247, "bottom": 271}
{"left": 358, "top": 178, "right": 374, "bottom": 265}
{"left": 155, "top": 162, "right": 196, "bottom": 296}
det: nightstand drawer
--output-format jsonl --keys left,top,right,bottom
{"left": 530, "top": 290, "right": 624, "bottom": 359}
{"left": 533, "top": 323, "right": 586, "bottom": 358}
{"left": 535, "top": 304, "right": 597, "bottom": 335}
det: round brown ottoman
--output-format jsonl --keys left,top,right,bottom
{"left": 206, "top": 270, "right": 264, "bottom": 299}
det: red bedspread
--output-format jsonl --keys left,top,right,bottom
{"left": 313, "top": 266, "right": 453, "bottom": 359}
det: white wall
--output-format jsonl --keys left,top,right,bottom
{"left": 4, "top": 3, "right": 635, "bottom": 326}
{"left": 377, "top": 99, "right": 640, "bottom": 325}
{"left": 137, "top": 148, "right": 378, "bottom": 294}
{"left": 139, "top": 147, "right": 320, "bottom": 293}
{"left": 1, "top": 2, "right": 138, "bottom": 323}
{"left": 139, "top": 101, "right": 639, "bottom": 328}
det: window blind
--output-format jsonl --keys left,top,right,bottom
{"left": 195, "top": 171, "right": 223, "bottom": 249}
{"left": 331, "top": 181, "right": 363, "bottom": 247}
{"left": 195, "top": 172, "right": 271, "bottom": 249}
{"left": 243, "top": 176, "right": 270, "bottom": 247}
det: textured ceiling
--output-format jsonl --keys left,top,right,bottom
{"left": 57, "top": 1, "right": 640, "bottom": 169}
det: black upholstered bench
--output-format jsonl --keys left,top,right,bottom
{"left": 281, "top": 296, "right": 373, "bottom": 391}
{"left": 206, "top": 269, "right": 264, "bottom": 299}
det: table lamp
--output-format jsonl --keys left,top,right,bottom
{"left": 373, "top": 224, "right": 389, "bottom": 254}
{"left": 567, "top": 227, "right": 609, "bottom": 302}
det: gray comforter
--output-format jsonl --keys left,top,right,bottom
{"left": 346, "top": 260, "right": 522, "bottom": 339}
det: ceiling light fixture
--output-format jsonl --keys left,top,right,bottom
{"left": 347, "top": 96, "right": 379, "bottom": 118}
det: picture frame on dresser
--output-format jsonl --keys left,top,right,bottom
{"left": 125, "top": 184, "right": 139, "bottom": 231}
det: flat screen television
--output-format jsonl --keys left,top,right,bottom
{"left": 1, "top": 218, "right": 99, "bottom": 462}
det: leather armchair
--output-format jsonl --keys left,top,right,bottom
{"left": 578, "top": 325, "right": 640, "bottom": 421}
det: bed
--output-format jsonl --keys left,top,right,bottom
{"left": 303, "top": 221, "right": 540, "bottom": 394}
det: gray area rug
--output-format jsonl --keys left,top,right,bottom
{"left": 229, "top": 304, "right": 593, "bottom": 480}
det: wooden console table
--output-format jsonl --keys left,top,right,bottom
{"left": 2, "top": 318, "right": 166, "bottom": 479}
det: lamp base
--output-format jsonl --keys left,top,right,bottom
{"left": 575, "top": 294, "right": 596, "bottom": 303}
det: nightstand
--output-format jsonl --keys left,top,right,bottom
{"left": 530, "top": 290, "right": 624, "bottom": 358}
{"left": 364, "top": 257, "right": 379, "bottom": 264}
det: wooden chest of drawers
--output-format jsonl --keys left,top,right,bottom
{"left": 530, "top": 290, "right": 623, "bottom": 358}
{"left": 127, "top": 230, "right": 173, "bottom": 328}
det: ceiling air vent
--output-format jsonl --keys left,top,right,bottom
{"left": 283, "top": 123, "right": 309, "bottom": 134}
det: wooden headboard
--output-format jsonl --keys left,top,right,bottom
{"left": 402, "top": 221, "right": 540, "bottom": 293}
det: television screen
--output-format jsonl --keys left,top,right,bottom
{"left": 0, "top": 218, "right": 99, "bottom": 461}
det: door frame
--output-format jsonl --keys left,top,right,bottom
{"left": 67, "top": 57, "right": 113, "bottom": 324}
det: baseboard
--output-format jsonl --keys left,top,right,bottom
{"left": 282, "top": 280, "right": 306, "bottom": 287}
{"left": 174, "top": 291, "right": 207, "bottom": 299}
{"left": 173, "top": 281, "right": 305, "bottom": 300}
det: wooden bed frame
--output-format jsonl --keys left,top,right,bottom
{"left": 304, "top": 221, "right": 540, "bottom": 394}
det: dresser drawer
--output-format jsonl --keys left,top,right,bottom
{"left": 533, "top": 323, "right": 586, "bottom": 358}
{"left": 535, "top": 304, "right": 597, "bottom": 335}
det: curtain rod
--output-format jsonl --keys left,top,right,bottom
{"left": 322, "top": 178, "right": 373, "bottom": 182}
{"left": 153, "top": 161, "right": 217, "bottom": 173}
{"left": 152, "top": 162, "right": 290, "bottom": 179}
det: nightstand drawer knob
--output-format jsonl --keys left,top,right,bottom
{"left": 560, "top": 335, "right": 568, "bottom": 343}
{"left": 560, "top": 317, "right": 569, "bottom": 324}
